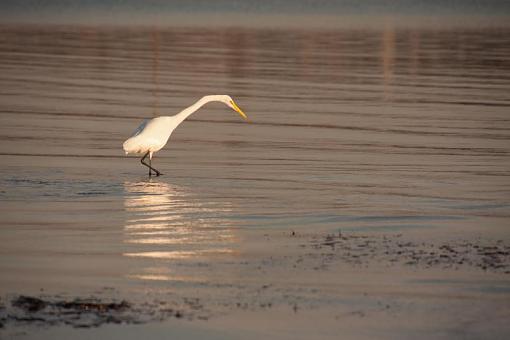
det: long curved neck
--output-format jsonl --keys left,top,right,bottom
{"left": 174, "top": 95, "right": 222, "bottom": 124}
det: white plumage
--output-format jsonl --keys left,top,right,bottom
{"left": 123, "top": 117, "right": 174, "bottom": 157}
{"left": 123, "top": 95, "right": 248, "bottom": 176}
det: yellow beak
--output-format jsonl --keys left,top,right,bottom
{"left": 231, "top": 100, "right": 248, "bottom": 121}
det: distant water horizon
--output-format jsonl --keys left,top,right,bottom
{"left": 1, "top": 0, "right": 510, "bottom": 28}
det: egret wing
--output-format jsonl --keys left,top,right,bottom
{"left": 130, "top": 118, "right": 150, "bottom": 137}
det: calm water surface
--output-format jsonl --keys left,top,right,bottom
{"left": 0, "top": 23, "right": 509, "bottom": 292}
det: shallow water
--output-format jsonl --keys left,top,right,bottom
{"left": 0, "top": 23, "right": 510, "bottom": 295}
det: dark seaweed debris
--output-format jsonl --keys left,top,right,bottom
{"left": 12, "top": 295, "right": 130, "bottom": 314}
{"left": 9, "top": 296, "right": 132, "bottom": 328}
{"left": 2, "top": 294, "right": 208, "bottom": 329}
{"left": 12, "top": 296, "right": 48, "bottom": 313}
{"left": 54, "top": 299, "right": 130, "bottom": 312}
{"left": 308, "top": 233, "right": 510, "bottom": 273}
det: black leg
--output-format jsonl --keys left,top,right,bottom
{"left": 140, "top": 151, "right": 161, "bottom": 176}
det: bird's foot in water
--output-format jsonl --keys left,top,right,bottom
{"left": 149, "top": 170, "right": 162, "bottom": 177}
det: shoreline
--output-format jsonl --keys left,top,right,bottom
{"left": 1, "top": 13, "right": 510, "bottom": 31}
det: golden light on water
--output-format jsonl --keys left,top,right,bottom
{"left": 124, "top": 249, "right": 235, "bottom": 259}
{"left": 125, "top": 266, "right": 203, "bottom": 283}
{"left": 381, "top": 21, "right": 395, "bottom": 99}
{"left": 127, "top": 274, "right": 175, "bottom": 281}
{"left": 122, "top": 180, "right": 237, "bottom": 281}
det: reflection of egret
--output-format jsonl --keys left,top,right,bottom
{"left": 123, "top": 95, "right": 248, "bottom": 176}
{"left": 381, "top": 23, "right": 395, "bottom": 99}
{"left": 122, "top": 180, "right": 236, "bottom": 281}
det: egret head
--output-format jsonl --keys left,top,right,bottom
{"left": 222, "top": 95, "right": 248, "bottom": 121}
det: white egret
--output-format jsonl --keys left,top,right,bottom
{"left": 123, "top": 95, "right": 248, "bottom": 176}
